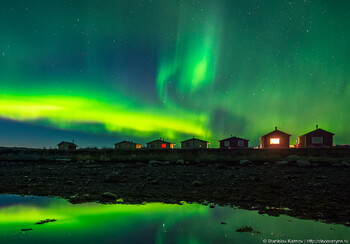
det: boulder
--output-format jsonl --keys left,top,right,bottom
{"left": 285, "top": 154, "right": 300, "bottom": 161}
{"left": 276, "top": 161, "right": 289, "bottom": 166}
{"left": 148, "top": 160, "right": 161, "bottom": 164}
{"left": 176, "top": 159, "right": 185, "bottom": 164}
{"left": 101, "top": 192, "right": 117, "bottom": 201}
{"left": 240, "top": 159, "right": 252, "bottom": 166}
{"left": 332, "top": 163, "right": 343, "bottom": 167}
{"left": 341, "top": 162, "right": 350, "bottom": 167}
{"left": 105, "top": 172, "right": 122, "bottom": 183}
{"left": 296, "top": 159, "right": 311, "bottom": 167}
{"left": 192, "top": 180, "right": 203, "bottom": 186}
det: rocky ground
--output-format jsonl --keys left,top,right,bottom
{"left": 0, "top": 158, "right": 349, "bottom": 226}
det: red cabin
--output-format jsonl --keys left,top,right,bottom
{"left": 260, "top": 127, "right": 291, "bottom": 149}
{"left": 219, "top": 136, "right": 249, "bottom": 149}
{"left": 297, "top": 125, "right": 334, "bottom": 148}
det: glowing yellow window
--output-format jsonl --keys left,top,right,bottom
{"left": 270, "top": 138, "right": 280, "bottom": 144}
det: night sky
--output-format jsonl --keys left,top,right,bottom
{"left": 0, "top": 0, "right": 349, "bottom": 148}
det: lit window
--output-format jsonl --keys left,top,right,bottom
{"left": 270, "top": 138, "right": 280, "bottom": 144}
{"left": 162, "top": 143, "right": 166, "bottom": 148}
{"left": 224, "top": 141, "right": 230, "bottom": 147}
{"left": 312, "top": 137, "right": 323, "bottom": 144}
{"left": 238, "top": 140, "right": 244, "bottom": 147}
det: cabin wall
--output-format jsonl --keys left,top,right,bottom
{"left": 219, "top": 139, "right": 248, "bottom": 149}
{"left": 181, "top": 140, "right": 208, "bottom": 149}
{"left": 305, "top": 132, "right": 333, "bottom": 147}
{"left": 58, "top": 144, "right": 76, "bottom": 151}
{"left": 147, "top": 141, "right": 172, "bottom": 149}
{"left": 261, "top": 134, "right": 290, "bottom": 149}
{"left": 115, "top": 142, "right": 137, "bottom": 150}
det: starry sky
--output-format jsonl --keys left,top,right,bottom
{"left": 0, "top": 0, "right": 349, "bottom": 148}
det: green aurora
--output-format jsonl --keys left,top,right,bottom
{"left": 0, "top": 0, "right": 349, "bottom": 147}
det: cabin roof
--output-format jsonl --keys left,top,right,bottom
{"left": 218, "top": 136, "right": 249, "bottom": 142}
{"left": 57, "top": 141, "right": 77, "bottom": 147}
{"left": 146, "top": 139, "right": 174, "bottom": 145}
{"left": 181, "top": 138, "right": 209, "bottom": 143}
{"left": 261, "top": 128, "right": 291, "bottom": 138}
{"left": 299, "top": 128, "right": 335, "bottom": 137}
{"left": 114, "top": 140, "right": 141, "bottom": 145}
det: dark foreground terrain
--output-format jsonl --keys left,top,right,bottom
{"left": 0, "top": 151, "right": 350, "bottom": 226}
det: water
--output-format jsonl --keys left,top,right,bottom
{"left": 0, "top": 195, "right": 349, "bottom": 244}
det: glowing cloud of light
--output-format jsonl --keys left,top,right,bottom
{"left": 0, "top": 93, "right": 210, "bottom": 140}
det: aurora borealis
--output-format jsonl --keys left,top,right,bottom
{"left": 0, "top": 0, "right": 349, "bottom": 148}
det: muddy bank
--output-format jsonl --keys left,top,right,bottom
{"left": 0, "top": 159, "right": 349, "bottom": 226}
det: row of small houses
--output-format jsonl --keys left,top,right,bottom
{"left": 58, "top": 125, "right": 335, "bottom": 151}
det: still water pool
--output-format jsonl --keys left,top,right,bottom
{"left": 0, "top": 195, "right": 349, "bottom": 244}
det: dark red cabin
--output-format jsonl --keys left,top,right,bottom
{"left": 297, "top": 125, "right": 334, "bottom": 148}
{"left": 219, "top": 136, "right": 249, "bottom": 149}
{"left": 260, "top": 127, "right": 291, "bottom": 149}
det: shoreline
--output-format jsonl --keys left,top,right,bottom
{"left": 1, "top": 158, "right": 349, "bottom": 227}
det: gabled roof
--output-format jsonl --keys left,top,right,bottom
{"left": 115, "top": 140, "right": 141, "bottom": 145}
{"left": 261, "top": 127, "right": 291, "bottom": 138}
{"left": 181, "top": 138, "right": 209, "bottom": 143}
{"left": 299, "top": 128, "right": 335, "bottom": 137}
{"left": 57, "top": 141, "right": 77, "bottom": 147}
{"left": 146, "top": 139, "right": 174, "bottom": 145}
{"left": 218, "top": 136, "right": 249, "bottom": 142}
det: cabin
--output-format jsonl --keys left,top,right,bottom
{"left": 57, "top": 141, "right": 78, "bottom": 151}
{"left": 219, "top": 135, "right": 249, "bottom": 149}
{"left": 296, "top": 125, "right": 334, "bottom": 148}
{"left": 260, "top": 127, "right": 291, "bottom": 149}
{"left": 180, "top": 137, "right": 209, "bottom": 149}
{"left": 146, "top": 138, "right": 175, "bottom": 149}
{"left": 115, "top": 141, "right": 142, "bottom": 150}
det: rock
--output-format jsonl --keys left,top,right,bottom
{"left": 148, "top": 160, "right": 161, "bottom": 164}
{"left": 101, "top": 192, "right": 117, "bottom": 201}
{"left": 296, "top": 159, "right": 311, "bottom": 167}
{"left": 192, "top": 180, "right": 203, "bottom": 186}
{"left": 264, "top": 162, "right": 270, "bottom": 166}
{"left": 240, "top": 159, "right": 252, "bottom": 166}
{"left": 332, "top": 163, "right": 343, "bottom": 167}
{"left": 21, "top": 228, "right": 33, "bottom": 231}
{"left": 83, "top": 165, "right": 101, "bottom": 168}
{"left": 285, "top": 155, "right": 300, "bottom": 161}
{"left": 150, "top": 180, "right": 159, "bottom": 185}
{"left": 341, "top": 162, "right": 350, "bottom": 167}
{"left": 236, "top": 226, "right": 254, "bottom": 232}
{"left": 82, "top": 194, "right": 90, "bottom": 199}
{"left": 64, "top": 180, "right": 74, "bottom": 185}
{"left": 176, "top": 159, "right": 185, "bottom": 164}
{"left": 276, "top": 161, "right": 289, "bottom": 166}
{"left": 217, "top": 164, "right": 229, "bottom": 169}
{"left": 105, "top": 172, "right": 123, "bottom": 183}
